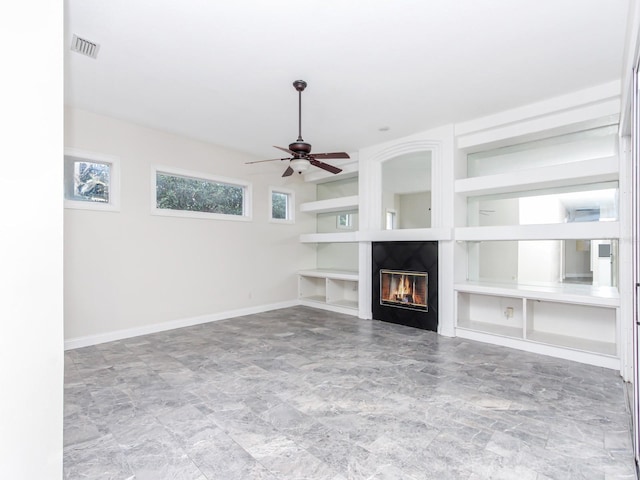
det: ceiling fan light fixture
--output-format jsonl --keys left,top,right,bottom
{"left": 290, "top": 158, "right": 310, "bottom": 173}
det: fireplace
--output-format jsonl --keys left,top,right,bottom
{"left": 380, "top": 270, "right": 428, "bottom": 311}
{"left": 372, "top": 241, "right": 438, "bottom": 331}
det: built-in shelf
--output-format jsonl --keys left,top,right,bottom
{"left": 359, "top": 228, "right": 453, "bottom": 242}
{"left": 525, "top": 330, "right": 616, "bottom": 356}
{"left": 298, "top": 269, "right": 359, "bottom": 281}
{"left": 298, "top": 269, "right": 359, "bottom": 316}
{"left": 455, "top": 284, "right": 618, "bottom": 368}
{"left": 455, "top": 157, "right": 618, "bottom": 197}
{"left": 300, "top": 195, "right": 359, "bottom": 214}
{"left": 299, "top": 232, "right": 359, "bottom": 243}
{"left": 456, "top": 319, "right": 524, "bottom": 339}
{"left": 300, "top": 228, "right": 454, "bottom": 243}
{"left": 454, "top": 281, "right": 619, "bottom": 307}
{"left": 456, "top": 328, "right": 620, "bottom": 370}
{"left": 455, "top": 222, "right": 620, "bottom": 242}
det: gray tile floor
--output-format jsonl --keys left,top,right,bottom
{"left": 64, "top": 306, "right": 637, "bottom": 479}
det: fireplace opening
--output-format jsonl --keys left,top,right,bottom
{"left": 380, "top": 269, "right": 428, "bottom": 312}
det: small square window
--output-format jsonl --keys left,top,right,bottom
{"left": 270, "top": 188, "right": 294, "bottom": 223}
{"left": 337, "top": 213, "right": 353, "bottom": 229}
{"left": 64, "top": 149, "right": 120, "bottom": 211}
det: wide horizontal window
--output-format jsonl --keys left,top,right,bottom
{"left": 152, "top": 167, "right": 251, "bottom": 220}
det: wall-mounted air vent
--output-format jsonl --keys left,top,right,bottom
{"left": 70, "top": 34, "right": 100, "bottom": 59}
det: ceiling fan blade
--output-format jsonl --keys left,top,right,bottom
{"left": 245, "top": 157, "right": 290, "bottom": 164}
{"left": 282, "top": 166, "right": 294, "bottom": 177}
{"left": 309, "top": 159, "right": 342, "bottom": 174}
{"left": 274, "top": 145, "right": 296, "bottom": 155}
{"left": 310, "top": 152, "right": 350, "bottom": 160}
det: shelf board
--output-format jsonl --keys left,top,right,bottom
{"left": 299, "top": 232, "right": 358, "bottom": 243}
{"left": 358, "top": 227, "right": 452, "bottom": 242}
{"left": 455, "top": 281, "right": 619, "bottom": 307}
{"left": 455, "top": 221, "right": 619, "bottom": 241}
{"left": 300, "top": 195, "right": 359, "bottom": 214}
{"left": 298, "top": 269, "right": 359, "bottom": 281}
{"left": 300, "top": 295, "right": 326, "bottom": 304}
{"left": 455, "top": 157, "right": 618, "bottom": 197}
{"left": 526, "top": 330, "right": 616, "bottom": 356}
{"left": 456, "top": 328, "right": 620, "bottom": 370}
{"left": 457, "top": 319, "right": 523, "bottom": 339}
{"left": 327, "top": 299, "right": 358, "bottom": 310}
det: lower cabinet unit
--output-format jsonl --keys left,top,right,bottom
{"left": 298, "top": 269, "right": 358, "bottom": 316}
{"left": 455, "top": 283, "right": 619, "bottom": 369}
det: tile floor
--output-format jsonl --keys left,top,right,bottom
{"left": 64, "top": 306, "right": 637, "bottom": 479}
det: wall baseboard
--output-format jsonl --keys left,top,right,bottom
{"left": 64, "top": 300, "right": 299, "bottom": 350}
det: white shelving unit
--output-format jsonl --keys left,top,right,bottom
{"left": 455, "top": 282, "right": 618, "bottom": 368}
{"left": 454, "top": 127, "right": 621, "bottom": 370}
{"left": 298, "top": 269, "right": 359, "bottom": 315}
{"left": 298, "top": 176, "right": 360, "bottom": 315}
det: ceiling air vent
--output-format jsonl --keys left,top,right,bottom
{"left": 70, "top": 34, "right": 100, "bottom": 59}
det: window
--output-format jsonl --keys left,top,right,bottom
{"left": 337, "top": 213, "right": 353, "bottom": 229}
{"left": 153, "top": 166, "right": 251, "bottom": 220}
{"left": 269, "top": 187, "right": 294, "bottom": 223}
{"left": 386, "top": 209, "right": 397, "bottom": 230}
{"left": 64, "top": 149, "right": 120, "bottom": 211}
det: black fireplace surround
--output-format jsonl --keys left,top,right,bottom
{"left": 372, "top": 241, "right": 438, "bottom": 332}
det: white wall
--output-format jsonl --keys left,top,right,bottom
{"left": 317, "top": 243, "right": 359, "bottom": 271}
{"left": 64, "top": 108, "right": 316, "bottom": 343}
{"left": 0, "top": 2, "right": 63, "bottom": 478}
{"left": 399, "top": 192, "right": 431, "bottom": 228}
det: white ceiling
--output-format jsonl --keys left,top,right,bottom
{"left": 65, "top": 0, "right": 630, "bottom": 163}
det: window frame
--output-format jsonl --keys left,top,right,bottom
{"left": 64, "top": 148, "right": 121, "bottom": 212}
{"left": 151, "top": 165, "right": 252, "bottom": 221}
{"left": 269, "top": 186, "right": 295, "bottom": 223}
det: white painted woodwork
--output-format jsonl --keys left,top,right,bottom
{"left": 300, "top": 195, "right": 359, "bottom": 214}
{"left": 298, "top": 269, "right": 359, "bottom": 315}
{"left": 299, "top": 232, "right": 359, "bottom": 243}
{"left": 455, "top": 157, "right": 618, "bottom": 196}
{"left": 455, "top": 221, "right": 620, "bottom": 241}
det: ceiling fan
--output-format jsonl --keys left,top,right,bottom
{"left": 246, "top": 80, "right": 350, "bottom": 177}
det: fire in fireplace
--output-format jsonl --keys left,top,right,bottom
{"left": 379, "top": 269, "right": 428, "bottom": 311}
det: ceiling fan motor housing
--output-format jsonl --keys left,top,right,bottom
{"left": 289, "top": 141, "right": 312, "bottom": 156}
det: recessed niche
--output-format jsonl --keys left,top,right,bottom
{"left": 467, "top": 239, "right": 618, "bottom": 288}
{"left": 381, "top": 152, "right": 432, "bottom": 229}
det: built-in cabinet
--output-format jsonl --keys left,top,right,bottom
{"left": 454, "top": 125, "right": 622, "bottom": 369}
{"left": 455, "top": 282, "right": 619, "bottom": 368}
{"left": 295, "top": 92, "right": 627, "bottom": 372}
{"left": 298, "top": 176, "right": 360, "bottom": 315}
{"left": 298, "top": 269, "right": 358, "bottom": 315}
